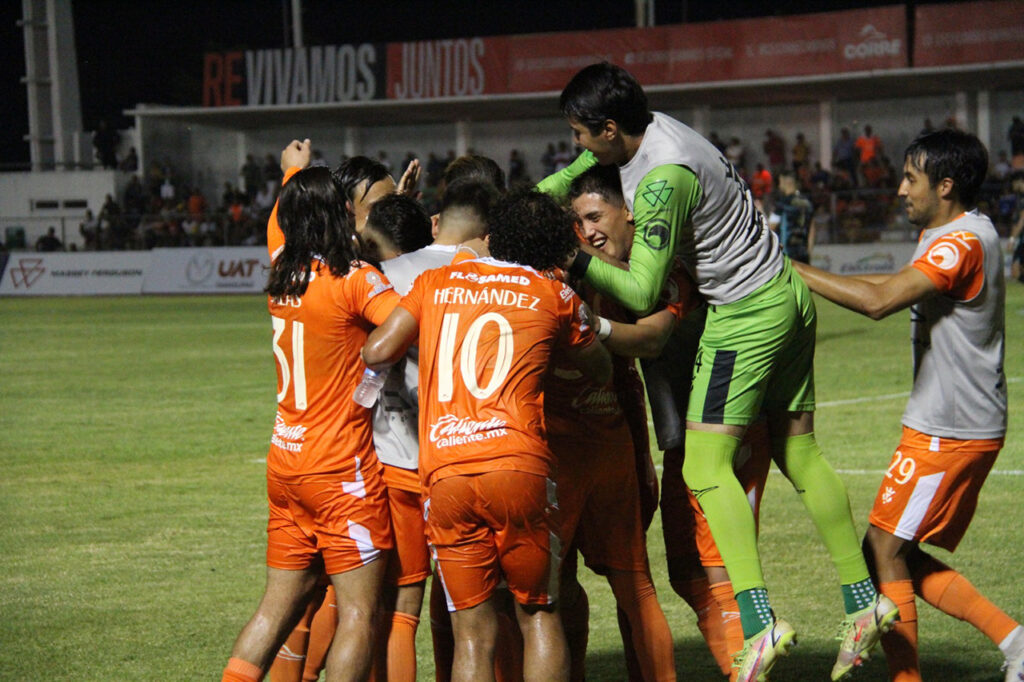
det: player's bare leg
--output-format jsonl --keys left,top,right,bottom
{"left": 227, "top": 567, "right": 321, "bottom": 675}
{"left": 450, "top": 595, "right": 500, "bottom": 682}
{"left": 515, "top": 601, "right": 570, "bottom": 682}
{"left": 325, "top": 556, "right": 387, "bottom": 682}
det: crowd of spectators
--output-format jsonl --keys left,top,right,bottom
{"left": 19, "top": 114, "right": 1019, "bottom": 254}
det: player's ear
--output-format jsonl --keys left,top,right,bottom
{"left": 937, "top": 177, "right": 955, "bottom": 201}
{"left": 624, "top": 206, "right": 634, "bottom": 224}
{"left": 602, "top": 119, "right": 618, "bottom": 141}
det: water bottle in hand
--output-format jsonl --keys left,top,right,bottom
{"left": 353, "top": 367, "right": 386, "bottom": 408}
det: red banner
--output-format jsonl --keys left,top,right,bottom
{"left": 202, "top": 6, "right": 916, "bottom": 106}
{"left": 503, "top": 7, "right": 906, "bottom": 94}
{"left": 506, "top": 26, "right": 670, "bottom": 93}
{"left": 915, "top": 0, "right": 1024, "bottom": 67}
{"left": 386, "top": 37, "right": 509, "bottom": 100}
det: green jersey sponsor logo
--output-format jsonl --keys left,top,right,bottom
{"left": 641, "top": 179, "right": 674, "bottom": 208}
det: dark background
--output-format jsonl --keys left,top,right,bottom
{"left": 0, "top": 0, "right": 958, "bottom": 167}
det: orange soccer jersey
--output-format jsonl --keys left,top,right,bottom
{"left": 398, "top": 257, "right": 597, "bottom": 487}
{"left": 266, "top": 260, "right": 399, "bottom": 479}
{"left": 264, "top": 165, "right": 400, "bottom": 478}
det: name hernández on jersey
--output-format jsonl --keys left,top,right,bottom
{"left": 433, "top": 284, "right": 541, "bottom": 311}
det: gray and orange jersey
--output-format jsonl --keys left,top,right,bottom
{"left": 903, "top": 210, "right": 1006, "bottom": 440}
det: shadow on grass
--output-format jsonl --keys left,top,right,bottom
{"left": 578, "top": 635, "right": 1005, "bottom": 681}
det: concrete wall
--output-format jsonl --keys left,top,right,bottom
{"left": 0, "top": 169, "right": 117, "bottom": 249}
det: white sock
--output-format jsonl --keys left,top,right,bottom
{"left": 998, "top": 625, "right": 1024, "bottom": 655}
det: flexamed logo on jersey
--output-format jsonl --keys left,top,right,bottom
{"left": 10, "top": 258, "right": 45, "bottom": 288}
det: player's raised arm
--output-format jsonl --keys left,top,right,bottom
{"left": 363, "top": 306, "right": 419, "bottom": 371}
{"left": 535, "top": 149, "right": 598, "bottom": 200}
{"left": 267, "top": 139, "right": 312, "bottom": 261}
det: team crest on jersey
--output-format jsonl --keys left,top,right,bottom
{"left": 365, "top": 270, "right": 394, "bottom": 298}
{"left": 643, "top": 219, "right": 671, "bottom": 251}
{"left": 926, "top": 241, "right": 960, "bottom": 271}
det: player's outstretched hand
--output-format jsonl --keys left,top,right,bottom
{"left": 398, "top": 159, "right": 422, "bottom": 197}
{"left": 280, "top": 138, "right": 312, "bottom": 173}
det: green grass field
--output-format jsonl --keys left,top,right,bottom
{"left": 1, "top": 287, "right": 1022, "bottom": 680}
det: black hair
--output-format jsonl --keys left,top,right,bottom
{"left": 567, "top": 164, "right": 625, "bottom": 207}
{"left": 488, "top": 188, "right": 579, "bottom": 271}
{"left": 333, "top": 156, "right": 392, "bottom": 203}
{"left": 440, "top": 179, "right": 501, "bottom": 224}
{"left": 364, "top": 193, "right": 432, "bottom": 255}
{"left": 559, "top": 62, "right": 653, "bottom": 136}
{"left": 777, "top": 169, "right": 797, "bottom": 183}
{"left": 441, "top": 154, "right": 506, "bottom": 195}
{"left": 266, "top": 166, "right": 360, "bottom": 298}
{"left": 904, "top": 129, "right": 988, "bottom": 207}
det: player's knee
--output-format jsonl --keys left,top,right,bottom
{"left": 865, "top": 524, "right": 905, "bottom": 564}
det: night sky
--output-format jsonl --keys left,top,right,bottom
{"left": 0, "top": 0, "right": 960, "bottom": 167}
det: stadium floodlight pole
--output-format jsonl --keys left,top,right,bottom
{"left": 634, "top": 0, "right": 655, "bottom": 27}
{"left": 291, "top": 0, "right": 304, "bottom": 48}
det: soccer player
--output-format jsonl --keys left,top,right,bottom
{"left": 566, "top": 164, "right": 773, "bottom": 680}
{"left": 334, "top": 154, "right": 421, "bottom": 234}
{"left": 540, "top": 62, "right": 895, "bottom": 681}
{"left": 265, "top": 142, "right": 424, "bottom": 682}
{"left": 369, "top": 183, "right": 500, "bottom": 682}
{"left": 547, "top": 170, "right": 681, "bottom": 681}
{"left": 221, "top": 166, "right": 399, "bottom": 682}
{"left": 363, "top": 189, "right": 612, "bottom": 682}
{"left": 792, "top": 129, "right": 1024, "bottom": 682}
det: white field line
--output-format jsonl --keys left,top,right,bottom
{"left": 818, "top": 376, "right": 1021, "bottom": 408}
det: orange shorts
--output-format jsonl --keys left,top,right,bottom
{"left": 868, "top": 426, "right": 1001, "bottom": 552}
{"left": 425, "top": 470, "right": 561, "bottom": 611}
{"left": 551, "top": 435, "right": 647, "bottom": 574}
{"left": 266, "top": 470, "right": 393, "bottom": 576}
{"left": 385, "top": 485, "right": 431, "bottom": 586}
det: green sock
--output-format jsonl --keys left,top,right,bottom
{"left": 842, "top": 578, "right": 878, "bottom": 614}
{"left": 681, "top": 429, "right": 764, "bottom": 593}
{"left": 736, "top": 587, "right": 774, "bottom": 639}
{"left": 776, "top": 432, "right": 872, "bottom": 612}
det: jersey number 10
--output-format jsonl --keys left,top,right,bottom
{"left": 437, "top": 312, "right": 514, "bottom": 403}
